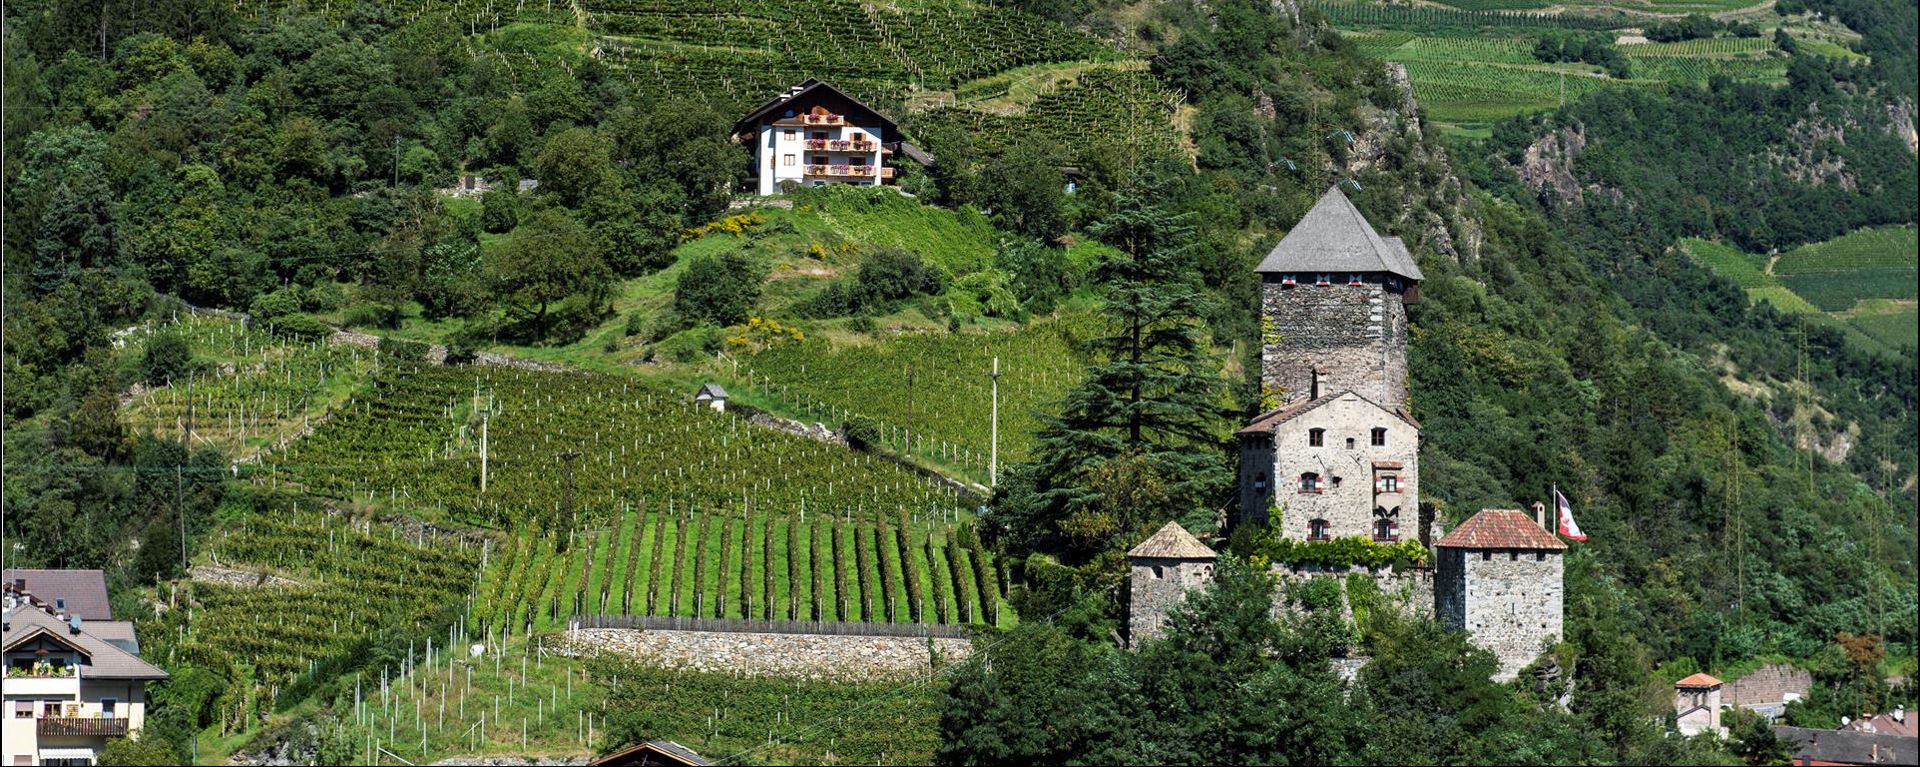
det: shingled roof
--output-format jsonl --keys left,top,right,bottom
{"left": 1237, "top": 389, "right": 1421, "bottom": 436}
{"left": 732, "top": 79, "right": 898, "bottom": 135}
{"left": 5, "top": 568, "right": 112, "bottom": 620}
{"left": 1434, "top": 509, "right": 1567, "bottom": 550}
{"left": 2, "top": 606, "right": 167, "bottom": 680}
{"left": 1127, "top": 522, "right": 1216, "bottom": 560}
{"left": 1776, "top": 726, "right": 1917, "bottom": 766}
{"left": 1255, "top": 186, "right": 1424, "bottom": 281}
{"left": 1675, "top": 672, "right": 1724, "bottom": 688}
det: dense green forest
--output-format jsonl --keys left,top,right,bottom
{"left": 2, "top": 0, "right": 1915, "bottom": 762}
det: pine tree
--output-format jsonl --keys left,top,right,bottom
{"left": 998, "top": 189, "right": 1232, "bottom": 555}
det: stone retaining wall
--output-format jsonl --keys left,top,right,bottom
{"left": 558, "top": 628, "right": 971, "bottom": 682}
{"left": 1724, "top": 663, "right": 1812, "bottom": 708}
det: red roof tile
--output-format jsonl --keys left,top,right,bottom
{"left": 1676, "top": 673, "right": 1724, "bottom": 688}
{"left": 1433, "top": 509, "right": 1567, "bottom": 550}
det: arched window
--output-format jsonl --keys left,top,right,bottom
{"left": 1308, "top": 519, "right": 1331, "bottom": 540}
{"left": 1308, "top": 428, "right": 1325, "bottom": 447}
{"left": 1371, "top": 427, "right": 1388, "bottom": 447}
{"left": 1298, "top": 472, "right": 1321, "bottom": 493}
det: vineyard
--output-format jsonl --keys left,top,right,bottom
{"left": 1774, "top": 226, "right": 1920, "bottom": 274}
{"left": 263, "top": 364, "right": 971, "bottom": 527}
{"left": 914, "top": 67, "right": 1185, "bottom": 170}
{"left": 337, "top": 642, "right": 939, "bottom": 765}
{"left": 1680, "top": 236, "right": 1915, "bottom": 352}
{"left": 734, "top": 316, "right": 1091, "bottom": 475}
{"left": 1680, "top": 238, "right": 1819, "bottom": 313}
{"left": 1312, "top": 1, "right": 1628, "bottom": 31}
{"left": 147, "top": 506, "right": 483, "bottom": 688}
{"left": 118, "top": 314, "right": 377, "bottom": 459}
{"left": 584, "top": 0, "right": 1112, "bottom": 114}
{"left": 469, "top": 501, "right": 1007, "bottom": 640}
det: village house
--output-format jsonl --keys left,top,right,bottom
{"left": 732, "top": 80, "right": 907, "bottom": 196}
{"left": 4, "top": 573, "right": 168, "bottom": 767}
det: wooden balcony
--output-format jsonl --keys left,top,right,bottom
{"left": 39, "top": 717, "right": 129, "bottom": 737}
{"left": 804, "top": 164, "right": 878, "bottom": 178}
{"left": 804, "top": 139, "right": 879, "bottom": 152}
{"left": 801, "top": 114, "right": 845, "bottom": 126}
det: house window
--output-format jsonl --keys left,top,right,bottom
{"left": 1374, "top": 519, "right": 1394, "bottom": 541}
{"left": 782, "top": 154, "right": 796, "bottom": 166}
{"left": 1152, "top": 565, "right": 1164, "bottom": 579}
{"left": 783, "top": 130, "right": 797, "bottom": 140}
{"left": 11, "top": 700, "right": 29, "bottom": 719}
{"left": 1482, "top": 551, "right": 1492, "bottom": 561}
{"left": 1371, "top": 428, "right": 1387, "bottom": 447}
{"left": 809, "top": 155, "right": 827, "bottom": 165}
{"left": 1298, "top": 472, "right": 1322, "bottom": 493}
{"left": 54, "top": 597, "right": 66, "bottom": 611}
{"left": 1308, "top": 428, "right": 1324, "bottom": 447}
{"left": 849, "top": 156, "right": 868, "bottom": 166}
{"left": 42, "top": 700, "right": 60, "bottom": 718}
{"left": 1281, "top": 273, "right": 1297, "bottom": 286}
{"left": 1308, "top": 519, "right": 1331, "bottom": 540}
{"left": 810, "top": 131, "right": 827, "bottom": 140}
{"left": 102, "top": 698, "right": 116, "bottom": 720}
{"left": 1330, "top": 475, "right": 1342, "bottom": 489}
{"left": 1348, "top": 273, "right": 1364, "bottom": 286}
{"left": 1315, "top": 273, "right": 1332, "bottom": 285}
{"left": 1536, "top": 552, "right": 1547, "bottom": 561}
{"left": 1346, "top": 437, "right": 1356, "bottom": 449}
{"left": 1379, "top": 476, "right": 1399, "bottom": 493}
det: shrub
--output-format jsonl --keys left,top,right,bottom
{"left": 301, "top": 282, "right": 347, "bottom": 312}
{"left": 249, "top": 287, "right": 302, "bottom": 322}
{"left": 141, "top": 331, "right": 195, "bottom": 385}
{"left": 843, "top": 416, "right": 883, "bottom": 451}
{"left": 673, "top": 253, "right": 763, "bottom": 326}
{"left": 377, "top": 336, "right": 430, "bottom": 363}
{"left": 269, "top": 313, "right": 333, "bottom": 341}
{"left": 479, "top": 189, "right": 519, "bottom": 233}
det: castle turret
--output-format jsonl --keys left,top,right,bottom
{"left": 1434, "top": 509, "right": 1566, "bottom": 682}
{"left": 1674, "top": 673, "right": 1726, "bottom": 737}
{"left": 1255, "top": 186, "right": 1422, "bottom": 411}
{"left": 1126, "top": 522, "right": 1216, "bottom": 644}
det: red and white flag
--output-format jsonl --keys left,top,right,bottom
{"left": 1554, "top": 487, "right": 1587, "bottom": 541}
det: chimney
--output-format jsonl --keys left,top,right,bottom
{"left": 11, "top": 577, "right": 24, "bottom": 593}
{"left": 1531, "top": 501, "right": 1548, "bottom": 530}
{"left": 1895, "top": 706, "right": 1906, "bottom": 723}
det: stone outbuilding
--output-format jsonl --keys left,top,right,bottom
{"left": 1126, "top": 522, "right": 1216, "bottom": 645}
{"left": 694, "top": 383, "right": 729, "bottom": 412}
{"left": 1434, "top": 509, "right": 1567, "bottom": 682}
{"left": 1675, "top": 672, "right": 1726, "bottom": 737}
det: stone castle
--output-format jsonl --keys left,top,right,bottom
{"left": 1129, "top": 186, "right": 1565, "bottom": 682}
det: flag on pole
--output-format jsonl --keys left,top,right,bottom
{"left": 1554, "top": 486, "right": 1587, "bottom": 541}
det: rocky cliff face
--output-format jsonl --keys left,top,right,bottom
{"left": 1343, "top": 62, "right": 1485, "bottom": 263}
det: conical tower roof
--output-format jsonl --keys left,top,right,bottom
{"left": 1126, "top": 521, "right": 1216, "bottom": 560}
{"left": 1256, "top": 186, "right": 1424, "bottom": 281}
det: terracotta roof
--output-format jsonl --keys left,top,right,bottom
{"left": 1126, "top": 522, "right": 1216, "bottom": 560}
{"left": 5, "top": 568, "right": 112, "bottom": 620}
{"left": 1433, "top": 509, "right": 1567, "bottom": 550}
{"left": 1676, "top": 672, "right": 1724, "bottom": 688}
{"left": 2, "top": 607, "right": 167, "bottom": 680}
{"left": 1255, "top": 186, "right": 1423, "bottom": 281}
{"left": 1238, "top": 390, "right": 1420, "bottom": 436}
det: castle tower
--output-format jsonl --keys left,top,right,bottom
{"left": 1674, "top": 673, "right": 1726, "bottom": 737}
{"left": 1433, "top": 509, "right": 1566, "bottom": 682}
{"left": 1255, "top": 186, "right": 1422, "bottom": 411}
{"left": 1125, "top": 522, "right": 1217, "bottom": 644}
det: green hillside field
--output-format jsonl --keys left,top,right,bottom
{"left": 1680, "top": 233, "right": 1917, "bottom": 352}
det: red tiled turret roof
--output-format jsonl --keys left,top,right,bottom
{"left": 1434, "top": 509, "right": 1567, "bottom": 550}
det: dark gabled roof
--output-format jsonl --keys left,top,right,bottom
{"left": 895, "top": 141, "right": 935, "bottom": 166}
{"left": 695, "top": 382, "right": 728, "bottom": 399}
{"left": 1256, "top": 186, "right": 1423, "bottom": 281}
{"left": 1237, "top": 389, "right": 1421, "bottom": 436}
{"left": 2, "top": 608, "right": 167, "bottom": 680}
{"left": 733, "top": 79, "right": 898, "bottom": 136}
{"left": 1434, "top": 509, "right": 1566, "bottom": 551}
{"left": 1126, "top": 522, "right": 1216, "bottom": 560}
{"left": 1775, "top": 726, "right": 1917, "bottom": 765}
{"left": 5, "top": 568, "right": 112, "bottom": 620}
{"left": 589, "top": 739, "right": 712, "bottom": 766}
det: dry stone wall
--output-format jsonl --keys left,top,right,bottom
{"left": 558, "top": 628, "right": 971, "bottom": 681}
{"left": 1723, "top": 664, "right": 1813, "bottom": 708}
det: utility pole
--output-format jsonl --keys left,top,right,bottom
{"left": 989, "top": 356, "right": 1001, "bottom": 487}
{"left": 558, "top": 451, "right": 580, "bottom": 551}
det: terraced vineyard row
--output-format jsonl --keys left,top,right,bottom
{"left": 737, "top": 316, "right": 1089, "bottom": 472}
{"left": 119, "top": 315, "right": 379, "bottom": 457}
{"left": 264, "top": 364, "right": 969, "bottom": 527}
{"left": 918, "top": 68, "right": 1182, "bottom": 168}
{"left": 1396, "top": 61, "right": 1643, "bottom": 122}
{"left": 586, "top": 0, "right": 1110, "bottom": 112}
{"left": 471, "top": 503, "right": 1002, "bottom": 637}
{"left": 1774, "top": 226, "right": 1920, "bottom": 273}
{"left": 151, "top": 508, "right": 483, "bottom": 683}
{"left": 1312, "top": 0, "right": 1626, "bottom": 30}
{"left": 1680, "top": 238, "right": 1819, "bottom": 313}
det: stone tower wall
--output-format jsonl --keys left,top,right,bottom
{"left": 1128, "top": 557, "right": 1216, "bottom": 644}
{"left": 1254, "top": 394, "right": 1420, "bottom": 538}
{"left": 1436, "top": 547, "right": 1565, "bottom": 682}
{"left": 1260, "top": 277, "right": 1411, "bottom": 410}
